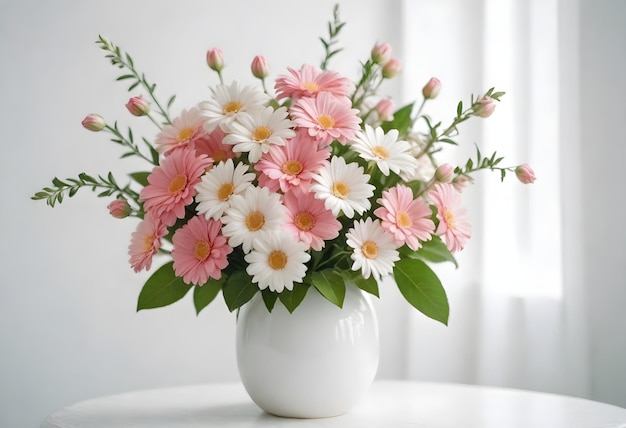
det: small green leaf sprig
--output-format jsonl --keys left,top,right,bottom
{"left": 32, "top": 172, "right": 141, "bottom": 213}
{"left": 97, "top": 35, "right": 175, "bottom": 127}
{"left": 320, "top": 4, "right": 345, "bottom": 71}
{"left": 32, "top": 37, "right": 180, "bottom": 214}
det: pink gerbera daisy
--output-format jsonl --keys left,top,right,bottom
{"left": 428, "top": 183, "right": 471, "bottom": 252}
{"left": 374, "top": 184, "right": 435, "bottom": 250}
{"left": 140, "top": 148, "right": 212, "bottom": 227}
{"left": 128, "top": 213, "right": 168, "bottom": 273}
{"left": 171, "top": 216, "right": 233, "bottom": 285}
{"left": 194, "top": 127, "right": 235, "bottom": 163}
{"left": 290, "top": 92, "right": 361, "bottom": 147}
{"left": 274, "top": 64, "right": 353, "bottom": 101}
{"left": 282, "top": 188, "right": 342, "bottom": 251}
{"left": 255, "top": 131, "right": 330, "bottom": 193}
{"left": 154, "top": 107, "right": 208, "bottom": 155}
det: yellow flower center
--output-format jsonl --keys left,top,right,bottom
{"left": 294, "top": 212, "right": 315, "bottom": 231}
{"left": 212, "top": 149, "right": 227, "bottom": 163}
{"left": 223, "top": 101, "right": 242, "bottom": 115}
{"left": 361, "top": 241, "right": 379, "bottom": 259}
{"left": 245, "top": 211, "right": 265, "bottom": 231}
{"left": 143, "top": 235, "right": 154, "bottom": 253}
{"left": 301, "top": 81, "right": 320, "bottom": 93}
{"left": 317, "top": 114, "right": 336, "bottom": 129}
{"left": 217, "top": 182, "right": 234, "bottom": 201}
{"left": 443, "top": 209, "right": 456, "bottom": 229}
{"left": 282, "top": 160, "right": 303, "bottom": 175}
{"left": 168, "top": 174, "right": 188, "bottom": 195}
{"left": 397, "top": 211, "right": 412, "bottom": 228}
{"left": 194, "top": 240, "right": 211, "bottom": 261}
{"left": 252, "top": 126, "right": 272, "bottom": 142}
{"left": 177, "top": 127, "right": 194, "bottom": 142}
{"left": 268, "top": 250, "right": 288, "bottom": 270}
{"left": 331, "top": 181, "right": 350, "bottom": 199}
{"left": 372, "top": 145, "right": 390, "bottom": 159}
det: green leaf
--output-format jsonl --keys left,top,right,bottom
{"left": 261, "top": 289, "right": 278, "bottom": 312}
{"left": 166, "top": 95, "right": 176, "bottom": 109}
{"left": 311, "top": 269, "right": 345, "bottom": 308}
{"left": 343, "top": 272, "right": 379, "bottom": 297}
{"left": 381, "top": 103, "right": 414, "bottom": 136}
{"left": 137, "top": 262, "right": 193, "bottom": 311}
{"left": 278, "top": 283, "right": 310, "bottom": 313}
{"left": 394, "top": 258, "right": 449, "bottom": 325}
{"left": 129, "top": 172, "right": 151, "bottom": 186}
{"left": 193, "top": 276, "right": 225, "bottom": 315}
{"left": 401, "top": 236, "right": 458, "bottom": 268}
{"left": 222, "top": 270, "right": 258, "bottom": 312}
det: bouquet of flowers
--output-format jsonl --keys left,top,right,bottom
{"left": 33, "top": 6, "right": 535, "bottom": 325}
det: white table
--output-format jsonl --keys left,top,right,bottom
{"left": 41, "top": 380, "right": 626, "bottom": 428}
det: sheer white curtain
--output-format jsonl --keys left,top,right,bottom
{"left": 395, "top": 0, "right": 594, "bottom": 400}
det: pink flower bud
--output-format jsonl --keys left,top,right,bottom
{"left": 375, "top": 98, "right": 395, "bottom": 122}
{"left": 452, "top": 175, "right": 472, "bottom": 192}
{"left": 371, "top": 42, "right": 392, "bottom": 65}
{"left": 81, "top": 114, "right": 105, "bottom": 132}
{"left": 107, "top": 198, "right": 131, "bottom": 219}
{"left": 435, "top": 164, "right": 455, "bottom": 183}
{"left": 515, "top": 164, "right": 536, "bottom": 184}
{"left": 125, "top": 96, "right": 150, "bottom": 116}
{"left": 422, "top": 77, "right": 442, "bottom": 100}
{"left": 473, "top": 96, "right": 496, "bottom": 118}
{"left": 206, "top": 48, "right": 224, "bottom": 72}
{"left": 382, "top": 58, "right": 402, "bottom": 79}
{"left": 251, "top": 55, "right": 269, "bottom": 79}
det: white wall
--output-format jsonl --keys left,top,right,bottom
{"left": 578, "top": 0, "right": 626, "bottom": 406}
{"left": 0, "top": 1, "right": 404, "bottom": 426}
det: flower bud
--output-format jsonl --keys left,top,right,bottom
{"left": 81, "top": 114, "right": 105, "bottom": 132}
{"left": 422, "top": 77, "right": 442, "bottom": 100}
{"left": 206, "top": 48, "right": 224, "bottom": 72}
{"left": 107, "top": 198, "right": 131, "bottom": 219}
{"left": 371, "top": 42, "right": 392, "bottom": 65}
{"left": 435, "top": 164, "right": 455, "bottom": 183}
{"left": 375, "top": 98, "right": 395, "bottom": 122}
{"left": 473, "top": 96, "right": 496, "bottom": 118}
{"left": 251, "top": 55, "right": 269, "bottom": 79}
{"left": 515, "top": 164, "right": 536, "bottom": 184}
{"left": 125, "top": 96, "right": 150, "bottom": 116}
{"left": 382, "top": 58, "right": 402, "bottom": 79}
{"left": 452, "top": 175, "right": 472, "bottom": 192}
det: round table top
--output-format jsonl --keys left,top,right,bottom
{"left": 41, "top": 380, "right": 626, "bottom": 428}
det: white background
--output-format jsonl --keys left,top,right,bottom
{"left": 1, "top": 0, "right": 625, "bottom": 427}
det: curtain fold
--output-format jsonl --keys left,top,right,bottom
{"left": 399, "top": 0, "right": 591, "bottom": 400}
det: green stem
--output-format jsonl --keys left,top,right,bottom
{"left": 98, "top": 37, "right": 172, "bottom": 125}
{"left": 105, "top": 124, "right": 158, "bottom": 166}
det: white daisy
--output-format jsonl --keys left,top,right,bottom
{"left": 350, "top": 125, "right": 418, "bottom": 177}
{"left": 245, "top": 230, "right": 311, "bottom": 292}
{"left": 221, "top": 185, "right": 285, "bottom": 253}
{"left": 345, "top": 217, "right": 399, "bottom": 280}
{"left": 195, "top": 159, "right": 255, "bottom": 220}
{"left": 199, "top": 80, "right": 270, "bottom": 132}
{"left": 310, "top": 156, "right": 375, "bottom": 218}
{"left": 222, "top": 106, "right": 296, "bottom": 163}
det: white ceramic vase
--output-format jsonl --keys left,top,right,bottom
{"left": 236, "top": 284, "right": 379, "bottom": 418}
